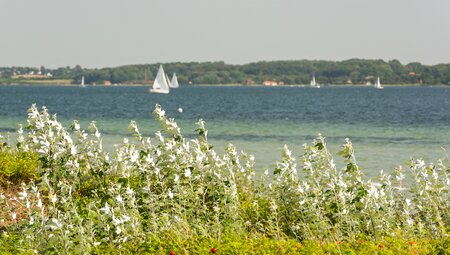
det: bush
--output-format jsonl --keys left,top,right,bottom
{"left": 0, "top": 104, "right": 448, "bottom": 254}
{"left": 0, "top": 150, "right": 39, "bottom": 187}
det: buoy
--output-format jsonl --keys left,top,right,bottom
{"left": 178, "top": 108, "right": 183, "bottom": 113}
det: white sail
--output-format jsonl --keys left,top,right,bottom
{"left": 170, "top": 73, "right": 179, "bottom": 88}
{"left": 310, "top": 74, "right": 320, "bottom": 88}
{"left": 150, "top": 65, "right": 170, "bottom": 94}
{"left": 165, "top": 73, "right": 173, "bottom": 88}
{"left": 81, "top": 76, "right": 85, "bottom": 87}
{"left": 375, "top": 76, "right": 383, "bottom": 89}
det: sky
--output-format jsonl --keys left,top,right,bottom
{"left": 0, "top": 0, "right": 449, "bottom": 68}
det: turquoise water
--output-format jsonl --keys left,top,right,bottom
{"left": 0, "top": 85, "right": 449, "bottom": 176}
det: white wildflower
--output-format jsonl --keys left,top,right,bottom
{"left": 122, "top": 215, "right": 131, "bottom": 223}
{"left": 130, "top": 151, "right": 139, "bottom": 163}
{"left": 116, "top": 194, "right": 123, "bottom": 204}
{"left": 156, "top": 132, "right": 164, "bottom": 143}
{"left": 126, "top": 186, "right": 134, "bottom": 196}
{"left": 417, "top": 159, "right": 425, "bottom": 168}
{"left": 158, "top": 109, "right": 166, "bottom": 118}
{"left": 168, "top": 190, "right": 174, "bottom": 199}
{"left": 304, "top": 161, "right": 312, "bottom": 170}
{"left": 73, "top": 122, "right": 80, "bottom": 131}
{"left": 405, "top": 198, "right": 411, "bottom": 206}
{"left": 52, "top": 218, "right": 62, "bottom": 229}
{"left": 18, "top": 190, "right": 28, "bottom": 200}
{"left": 330, "top": 159, "right": 336, "bottom": 169}
{"left": 184, "top": 168, "right": 191, "bottom": 178}
{"left": 396, "top": 172, "right": 405, "bottom": 181}
{"left": 70, "top": 145, "right": 77, "bottom": 156}
{"left": 284, "top": 146, "right": 292, "bottom": 157}
{"left": 50, "top": 194, "right": 57, "bottom": 204}
{"left": 407, "top": 218, "right": 413, "bottom": 226}
{"left": 432, "top": 170, "right": 438, "bottom": 180}
{"left": 11, "top": 212, "right": 16, "bottom": 220}
{"left": 100, "top": 202, "right": 111, "bottom": 215}
{"left": 145, "top": 154, "right": 153, "bottom": 164}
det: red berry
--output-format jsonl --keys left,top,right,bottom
{"left": 169, "top": 252, "right": 175, "bottom": 255}
{"left": 210, "top": 247, "right": 217, "bottom": 253}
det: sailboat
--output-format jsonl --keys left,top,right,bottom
{"left": 80, "top": 76, "right": 86, "bottom": 87}
{"left": 310, "top": 74, "right": 320, "bottom": 88}
{"left": 374, "top": 76, "right": 383, "bottom": 89}
{"left": 170, "top": 73, "right": 179, "bottom": 88}
{"left": 165, "top": 74, "right": 173, "bottom": 88}
{"left": 149, "top": 65, "right": 170, "bottom": 94}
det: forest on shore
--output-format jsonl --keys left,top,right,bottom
{"left": 1, "top": 59, "right": 450, "bottom": 85}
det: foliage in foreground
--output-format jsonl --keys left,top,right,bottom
{"left": 0, "top": 147, "right": 39, "bottom": 187}
{"left": 0, "top": 104, "right": 449, "bottom": 254}
{"left": 1, "top": 231, "right": 449, "bottom": 255}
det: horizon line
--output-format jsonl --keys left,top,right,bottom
{"left": 2, "top": 58, "right": 449, "bottom": 69}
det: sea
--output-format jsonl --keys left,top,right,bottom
{"left": 1, "top": 85, "right": 449, "bottom": 177}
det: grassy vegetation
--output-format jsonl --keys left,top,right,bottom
{"left": 0, "top": 78, "right": 72, "bottom": 85}
{"left": 0, "top": 105, "right": 448, "bottom": 254}
{"left": 1, "top": 231, "right": 448, "bottom": 254}
{"left": 0, "top": 149, "right": 39, "bottom": 187}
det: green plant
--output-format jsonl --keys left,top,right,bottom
{"left": 0, "top": 150, "right": 39, "bottom": 187}
{"left": 0, "top": 104, "right": 448, "bottom": 254}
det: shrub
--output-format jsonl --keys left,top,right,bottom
{"left": 0, "top": 150, "right": 39, "bottom": 187}
{"left": 0, "top": 104, "right": 448, "bottom": 254}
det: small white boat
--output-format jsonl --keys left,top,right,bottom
{"left": 80, "top": 76, "right": 86, "bottom": 87}
{"left": 149, "top": 65, "right": 170, "bottom": 94}
{"left": 170, "top": 73, "right": 179, "bottom": 88}
{"left": 310, "top": 74, "right": 320, "bottom": 88}
{"left": 374, "top": 76, "right": 383, "bottom": 89}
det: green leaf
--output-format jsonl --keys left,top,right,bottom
{"left": 274, "top": 168, "right": 281, "bottom": 175}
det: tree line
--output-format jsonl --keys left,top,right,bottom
{"left": 1, "top": 59, "right": 450, "bottom": 85}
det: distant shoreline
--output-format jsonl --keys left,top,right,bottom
{"left": 1, "top": 83, "right": 446, "bottom": 87}
{"left": 2, "top": 59, "right": 450, "bottom": 86}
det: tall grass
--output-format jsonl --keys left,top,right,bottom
{"left": 0, "top": 104, "right": 448, "bottom": 254}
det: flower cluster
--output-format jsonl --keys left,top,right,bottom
{"left": 0, "top": 104, "right": 448, "bottom": 253}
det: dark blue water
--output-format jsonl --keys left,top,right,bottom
{"left": 1, "top": 85, "right": 449, "bottom": 126}
{"left": 1, "top": 85, "right": 449, "bottom": 172}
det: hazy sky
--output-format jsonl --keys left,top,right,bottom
{"left": 1, "top": 0, "right": 449, "bottom": 68}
